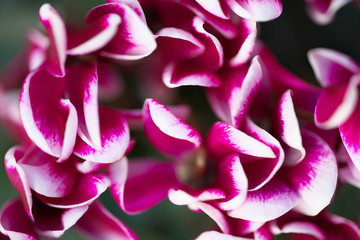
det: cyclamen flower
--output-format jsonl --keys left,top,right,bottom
{"left": 308, "top": 48, "right": 360, "bottom": 171}
{"left": 19, "top": 61, "right": 130, "bottom": 164}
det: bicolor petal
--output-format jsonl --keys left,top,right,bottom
{"left": 308, "top": 48, "right": 360, "bottom": 87}
{"left": 39, "top": 4, "right": 67, "bottom": 77}
{"left": 306, "top": 0, "right": 352, "bottom": 25}
{"left": 143, "top": 99, "right": 202, "bottom": 156}
{"left": 225, "top": 0, "right": 282, "bottom": 21}
{"left": 73, "top": 107, "right": 130, "bottom": 163}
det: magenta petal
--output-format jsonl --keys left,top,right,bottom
{"left": 4, "top": 146, "right": 33, "bottom": 219}
{"left": 20, "top": 69, "right": 78, "bottom": 161}
{"left": 39, "top": 4, "right": 67, "bottom": 77}
{"left": 215, "top": 154, "right": 248, "bottom": 211}
{"left": 32, "top": 199, "right": 88, "bottom": 239}
{"left": 108, "top": 158, "right": 178, "bottom": 214}
{"left": 87, "top": 3, "right": 156, "bottom": 60}
{"left": 276, "top": 90, "right": 305, "bottom": 166}
{"left": 19, "top": 147, "right": 77, "bottom": 198}
{"left": 76, "top": 201, "right": 137, "bottom": 240}
{"left": 228, "top": 177, "right": 299, "bottom": 222}
{"left": 276, "top": 221, "right": 325, "bottom": 239}
{"left": 339, "top": 102, "right": 360, "bottom": 171}
{"left": 67, "top": 13, "right": 121, "bottom": 55}
{"left": 206, "top": 56, "right": 262, "bottom": 128}
{"left": 308, "top": 48, "right": 360, "bottom": 87}
{"left": 325, "top": 213, "right": 360, "bottom": 239}
{"left": 306, "top": 0, "right": 352, "bottom": 25}
{"left": 37, "top": 173, "right": 110, "bottom": 208}
{"left": 285, "top": 130, "right": 337, "bottom": 216}
{"left": 73, "top": 107, "right": 130, "bottom": 163}
{"left": 225, "top": 0, "right": 282, "bottom": 21}
{"left": 26, "top": 29, "right": 49, "bottom": 71}
{"left": 143, "top": 99, "right": 202, "bottom": 156}
{"left": 207, "top": 122, "right": 275, "bottom": 160}
{"left": 0, "top": 199, "right": 38, "bottom": 240}
{"left": 315, "top": 77, "right": 359, "bottom": 129}
{"left": 66, "top": 61, "right": 101, "bottom": 149}
{"left": 97, "top": 61, "right": 124, "bottom": 102}
{"left": 196, "top": 202, "right": 231, "bottom": 234}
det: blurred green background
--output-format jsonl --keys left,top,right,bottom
{"left": 0, "top": 0, "right": 360, "bottom": 239}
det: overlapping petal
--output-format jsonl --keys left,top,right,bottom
{"left": 39, "top": 4, "right": 67, "bottom": 77}
{"left": 143, "top": 98, "right": 202, "bottom": 156}
{"left": 306, "top": 0, "right": 352, "bottom": 25}
{"left": 20, "top": 69, "right": 78, "bottom": 161}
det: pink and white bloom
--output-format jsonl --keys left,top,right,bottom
{"left": 67, "top": 0, "right": 156, "bottom": 60}
{"left": 19, "top": 61, "right": 130, "bottom": 163}
{"left": 308, "top": 48, "right": 360, "bottom": 171}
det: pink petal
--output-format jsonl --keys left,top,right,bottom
{"left": 19, "top": 69, "right": 78, "bottom": 161}
{"left": 228, "top": 177, "right": 299, "bottom": 222}
{"left": 19, "top": 147, "right": 77, "bottom": 198}
{"left": 206, "top": 122, "right": 275, "bottom": 160}
{"left": 225, "top": 0, "right": 282, "bottom": 21}
{"left": 206, "top": 56, "right": 262, "bottom": 128}
{"left": 105, "top": 0, "right": 147, "bottom": 22}
{"left": 26, "top": 29, "right": 49, "bottom": 71}
{"left": 97, "top": 61, "right": 124, "bottom": 102}
{"left": 306, "top": 0, "right": 352, "bottom": 25}
{"left": 308, "top": 48, "right": 360, "bottom": 87}
{"left": 285, "top": 130, "right": 337, "bottom": 216}
{"left": 195, "top": 202, "right": 231, "bottom": 234}
{"left": 254, "top": 225, "right": 273, "bottom": 240}
{"left": 108, "top": 157, "right": 178, "bottom": 214}
{"left": 168, "top": 188, "right": 226, "bottom": 206}
{"left": 196, "top": 231, "right": 252, "bottom": 240}
{"left": 87, "top": 3, "right": 156, "bottom": 60}
{"left": 339, "top": 102, "right": 360, "bottom": 171}
{"left": 315, "top": 76, "right": 359, "bottom": 129}
{"left": 32, "top": 199, "right": 88, "bottom": 239}
{"left": 143, "top": 98, "right": 202, "bottom": 156}
{"left": 195, "top": 0, "right": 228, "bottom": 19}
{"left": 0, "top": 199, "right": 38, "bottom": 240}
{"left": 277, "top": 221, "right": 325, "bottom": 239}
{"left": 39, "top": 4, "right": 67, "bottom": 77}
{"left": 73, "top": 107, "right": 130, "bottom": 163}
{"left": 66, "top": 61, "right": 101, "bottom": 149}
{"left": 324, "top": 213, "right": 360, "bottom": 239}
{"left": 4, "top": 146, "right": 33, "bottom": 219}
{"left": 67, "top": 14, "right": 121, "bottom": 55}
{"left": 276, "top": 90, "right": 305, "bottom": 166}
{"left": 76, "top": 201, "right": 137, "bottom": 240}
{"left": 36, "top": 173, "right": 110, "bottom": 208}
{"left": 214, "top": 154, "right": 248, "bottom": 211}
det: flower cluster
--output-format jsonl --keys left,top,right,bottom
{"left": 0, "top": 0, "right": 360, "bottom": 239}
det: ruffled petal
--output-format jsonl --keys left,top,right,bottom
{"left": 225, "top": 0, "right": 282, "bottom": 21}
{"left": 0, "top": 199, "right": 38, "bottom": 240}
{"left": 73, "top": 107, "right": 130, "bottom": 163}
{"left": 39, "top": 4, "right": 67, "bottom": 77}
{"left": 19, "top": 69, "right": 78, "bottom": 161}
{"left": 143, "top": 98, "right": 202, "bottom": 156}
{"left": 36, "top": 173, "right": 110, "bottom": 208}
{"left": 315, "top": 76, "right": 359, "bottom": 129}
{"left": 86, "top": 3, "right": 156, "bottom": 60}
{"left": 228, "top": 177, "right": 299, "bottom": 222}
{"left": 339, "top": 102, "right": 360, "bottom": 171}
{"left": 4, "top": 146, "right": 33, "bottom": 219}
{"left": 206, "top": 56, "right": 262, "bottom": 128}
{"left": 308, "top": 48, "right": 360, "bottom": 87}
{"left": 108, "top": 157, "right": 178, "bottom": 214}
{"left": 285, "top": 130, "right": 337, "bottom": 216}
{"left": 18, "top": 147, "right": 77, "bottom": 198}
{"left": 76, "top": 201, "right": 138, "bottom": 240}
{"left": 276, "top": 90, "right": 305, "bottom": 166}
{"left": 206, "top": 122, "right": 275, "bottom": 160}
{"left": 67, "top": 13, "right": 121, "bottom": 55}
{"left": 66, "top": 61, "right": 101, "bottom": 149}
{"left": 32, "top": 199, "right": 88, "bottom": 239}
